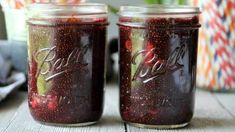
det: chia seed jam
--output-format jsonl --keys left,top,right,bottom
{"left": 118, "top": 5, "right": 201, "bottom": 128}
{"left": 27, "top": 3, "right": 108, "bottom": 126}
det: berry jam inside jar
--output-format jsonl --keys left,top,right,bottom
{"left": 27, "top": 3, "right": 108, "bottom": 126}
{"left": 118, "top": 5, "right": 200, "bottom": 128}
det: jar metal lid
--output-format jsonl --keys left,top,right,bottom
{"left": 28, "top": 3, "right": 108, "bottom": 18}
{"left": 119, "top": 5, "right": 200, "bottom": 17}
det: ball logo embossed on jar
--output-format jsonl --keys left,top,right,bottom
{"left": 131, "top": 44, "right": 186, "bottom": 83}
{"left": 35, "top": 45, "right": 89, "bottom": 82}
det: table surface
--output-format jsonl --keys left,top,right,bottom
{"left": 0, "top": 84, "right": 235, "bottom": 132}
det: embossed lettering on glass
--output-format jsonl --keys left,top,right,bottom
{"left": 131, "top": 43, "right": 186, "bottom": 83}
{"left": 35, "top": 45, "right": 89, "bottom": 82}
{"left": 27, "top": 3, "right": 108, "bottom": 126}
{"left": 118, "top": 5, "right": 201, "bottom": 129}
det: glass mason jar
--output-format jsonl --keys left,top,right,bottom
{"left": 27, "top": 3, "right": 108, "bottom": 126}
{"left": 118, "top": 5, "right": 201, "bottom": 128}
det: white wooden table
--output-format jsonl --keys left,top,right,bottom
{"left": 0, "top": 84, "right": 235, "bottom": 132}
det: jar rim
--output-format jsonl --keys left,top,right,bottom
{"left": 119, "top": 5, "right": 200, "bottom": 17}
{"left": 28, "top": 3, "right": 108, "bottom": 15}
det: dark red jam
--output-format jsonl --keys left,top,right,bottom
{"left": 119, "top": 16, "right": 200, "bottom": 126}
{"left": 28, "top": 17, "right": 108, "bottom": 124}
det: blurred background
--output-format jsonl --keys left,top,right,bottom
{"left": 0, "top": 0, "right": 234, "bottom": 99}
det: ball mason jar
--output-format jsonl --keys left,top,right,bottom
{"left": 27, "top": 3, "right": 108, "bottom": 126}
{"left": 118, "top": 5, "right": 201, "bottom": 128}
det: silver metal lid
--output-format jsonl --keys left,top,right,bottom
{"left": 119, "top": 5, "right": 200, "bottom": 17}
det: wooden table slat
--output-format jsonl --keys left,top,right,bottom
{"left": 213, "top": 92, "right": 235, "bottom": 119}
{"left": 0, "top": 92, "right": 26, "bottom": 132}
{"left": 2, "top": 85, "right": 124, "bottom": 132}
{"left": 1, "top": 85, "right": 235, "bottom": 132}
